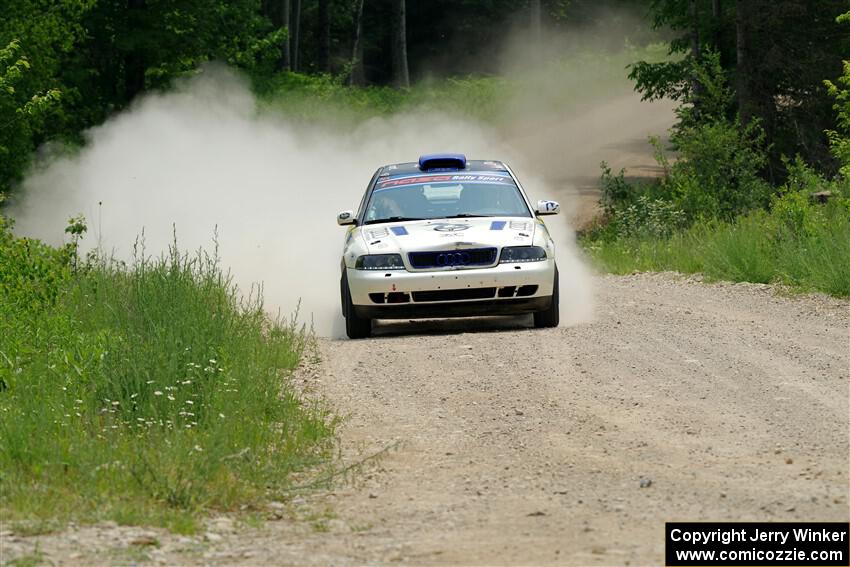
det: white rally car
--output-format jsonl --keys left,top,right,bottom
{"left": 337, "top": 154, "right": 560, "bottom": 339}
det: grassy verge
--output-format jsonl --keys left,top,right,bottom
{"left": 0, "top": 222, "right": 335, "bottom": 533}
{"left": 583, "top": 193, "right": 850, "bottom": 297}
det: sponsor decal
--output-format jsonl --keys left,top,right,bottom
{"left": 490, "top": 220, "right": 506, "bottom": 231}
{"left": 390, "top": 226, "right": 409, "bottom": 236}
{"left": 376, "top": 172, "right": 514, "bottom": 189}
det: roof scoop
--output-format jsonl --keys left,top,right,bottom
{"left": 418, "top": 153, "right": 467, "bottom": 171}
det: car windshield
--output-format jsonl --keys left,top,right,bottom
{"left": 364, "top": 174, "right": 531, "bottom": 225}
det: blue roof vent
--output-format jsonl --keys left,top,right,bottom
{"left": 419, "top": 153, "right": 467, "bottom": 171}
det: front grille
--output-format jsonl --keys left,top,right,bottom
{"left": 408, "top": 247, "right": 497, "bottom": 269}
{"left": 411, "top": 288, "right": 496, "bottom": 302}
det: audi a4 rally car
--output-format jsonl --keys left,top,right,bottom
{"left": 337, "top": 154, "right": 561, "bottom": 339}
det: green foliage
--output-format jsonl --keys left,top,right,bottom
{"left": 825, "top": 59, "right": 850, "bottom": 176}
{"left": 0, "top": 0, "right": 284, "bottom": 195}
{"left": 632, "top": 1, "right": 849, "bottom": 177}
{"left": 0, "top": 216, "right": 75, "bottom": 313}
{"left": 599, "top": 162, "right": 633, "bottom": 216}
{"left": 614, "top": 195, "right": 686, "bottom": 239}
{"left": 0, "top": 39, "right": 62, "bottom": 195}
{"left": 0, "top": 220, "right": 334, "bottom": 528}
{"left": 664, "top": 118, "right": 771, "bottom": 220}
{"left": 658, "top": 52, "right": 772, "bottom": 221}
{"left": 598, "top": 162, "right": 686, "bottom": 239}
{"left": 584, "top": 163, "right": 850, "bottom": 297}
{"left": 595, "top": 52, "right": 772, "bottom": 236}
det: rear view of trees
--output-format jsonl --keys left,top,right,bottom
{"left": 1, "top": 0, "right": 848, "bottom": 198}
{"left": 630, "top": 0, "right": 850, "bottom": 179}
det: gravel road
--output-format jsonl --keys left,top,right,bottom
{"left": 5, "top": 272, "right": 847, "bottom": 566}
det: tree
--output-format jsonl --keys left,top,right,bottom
{"left": 391, "top": 0, "right": 409, "bottom": 88}
{"left": 0, "top": 40, "right": 61, "bottom": 195}
{"left": 291, "top": 0, "right": 301, "bottom": 71}
{"left": 281, "top": 0, "right": 292, "bottom": 70}
{"left": 124, "top": 0, "right": 147, "bottom": 102}
{"left": 318, "top": 0, "right": 330, "bottom": 72}
{"left": 630, "top": 0, "right": 850, "bottom": 177}
{"left": 349, "top": 0, "right": 366, "bottom": 85}
{"left": 530, "top": 0, "right": 542, "bottom": 45}
{"left": 825, "top": 10, "right": 850, "bottom": 176}
{"left": 734, "top": 0, "right": 753, "bottom": 124}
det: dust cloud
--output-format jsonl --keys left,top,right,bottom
{"left": 11, "top": 64, "right": 610, "bottom": 337}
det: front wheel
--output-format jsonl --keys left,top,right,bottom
{"left": 341, "top": 272, "right": 372, "bottom": 339}
{"left": 533, "top": 266, "right": 559, "bottom": 328}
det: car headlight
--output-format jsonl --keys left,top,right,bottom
{"left": 355, "top": 254, "right": 405, "bottom": 270}
{"left": 499, "top": 246, "right": 547, "bottom": 263}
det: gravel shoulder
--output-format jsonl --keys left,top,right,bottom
{"left": 3, "top": 272, "right": 848, "bottom": 566}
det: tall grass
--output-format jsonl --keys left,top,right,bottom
{"left": 583, "top": 199, "right": 850, "bottom": 297}
{"left": 0, "top": 230, "right": 334, "bottom": 532}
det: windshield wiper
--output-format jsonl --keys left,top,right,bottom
{"left": 363, "top": 216, "right": 425, "bottom": 225}
{"left": 440, "top": 214, "right": 490, "bottom": 219}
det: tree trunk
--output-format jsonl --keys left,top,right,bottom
{"left": 281, "top": 0, "right": 291, "bottom": 71}
{"left": 736, "top": 0, "right": 752, "bottom": 123}
{"left": 391, "top": 0, "right": 410, "bottom": 88}
{"left": 530, "top": 0, "right": 542, "bottom": 48}
{"left": 689, "top": 0, "right": 701, "bottom": 61}
{"left": 291, "top": 0, "right": 301, "bottom": 71}
{"left": 349, "top": 0, "right": 366, "bottom": 86}
{"left": 689, "top": 0, "right": 702, "bottom": 108}
{"left": 124, "top": 0, "right": 147, "bottom": 103}
{"left": 712, "top": 0, "right": 722, "bottom": 48}
{"left": 318, "top": 0, "right": 330, "bottom": 72}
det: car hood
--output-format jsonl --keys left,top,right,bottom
{"left": 359, "top": 217, "right": 536, "bottom": 254}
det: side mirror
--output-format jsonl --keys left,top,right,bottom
{"left": 536, "top": 200, "right": 560, "bottom": 216}
{"left": 337, "top": 210, "right": 356, "bottom": 226}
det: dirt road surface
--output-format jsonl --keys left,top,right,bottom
{"left": 4, "top": 272, "right": 848, "bottom": 566}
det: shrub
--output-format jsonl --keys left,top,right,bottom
{"left": 582, "top": 187, "right": 850, "bottom": 297}
{"left": 664, "top": 118, "right": 772, "bottom": 221}
{"left": 662, "top": 51, "right": 772, "bottom": 221}
{"left": 615, "top": 195, "right": 687, "bottom": 239}
{"left": 599, "top": 161, "right": 633, "bottom": 217}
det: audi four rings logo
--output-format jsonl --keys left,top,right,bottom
{"left": 433, "top": 223, "right": 470, "bottom": 232}
{"left": 436, "top": 251, "right": 471, "bottom": 266}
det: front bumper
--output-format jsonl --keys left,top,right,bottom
{"left": 346, "top": 259, "right": 556, "bottom": 320}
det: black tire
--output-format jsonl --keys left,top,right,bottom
{"left": 341, "top": 272, "right": 372, "bottom": 339}
{"left": 533, "top": 266, "right": 559, "bottom": 328}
